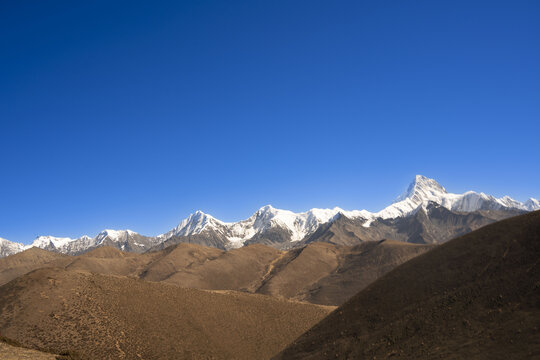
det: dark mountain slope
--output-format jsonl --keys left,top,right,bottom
{"left": 275, "top": 210, "right": 540, "bottom": 360}
{"left": 256, "top": 242, "right": 341, "bottom": 299}
{"left": 301, "top": 240, "right": 433, "bottom": 305}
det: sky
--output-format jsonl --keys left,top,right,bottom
{"left": 1, "top": 0, "right": 539, "bottom": 244}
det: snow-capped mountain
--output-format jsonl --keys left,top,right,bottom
{"left": 0, "top": 237, "right": 26, "bottom": 258}
{"left": 525, "top": 198, "right": 540, "bottom": 211}
{"left": 30, "top": 235, "right": 85, "bottom": 252}
{"left": 160, "top": 175, "right": 538, "bottom": 247}
{"left": 158, "top": 206, "right": 370, "bottom": 248}
{"left": 0, "top": 230, "right": 160, "bottom": 257}
{"left": 0, "top": 175, "right": 538, "bottom": 257}
{"left": 369, "top": 175, "right": 537, "bottom": 221}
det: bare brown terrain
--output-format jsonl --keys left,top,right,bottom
{"left": 0, "top": 267, "right": 332, "bottom": 360}
{"left": 0, "top": 240, "right": 433, "bottom": 306}
{"left": 255, "top": 241, "right": 433, "bottom": 305}
{"left": 0, "top": 247, "right": 68, "bottom": 286}
{"left": 0, "top": 335, "right": 80, "bottom": 360}
{"left": 0, "top": 341, "right": 57, "bottom": 360}
{"left": 274, "top": 210, "right": 540, "bottom": 360}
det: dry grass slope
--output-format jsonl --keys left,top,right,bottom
{"left": 0, "top": 341, "right": 57, "bottom": 360}
{"left": 0, "top": 247, "right": 68, "bottom": 286}
{"left": 0, "top": 268, "right": 331, "bottom": 360}
{"left": 0, "top": 240, "right": 434, "bottom": 306}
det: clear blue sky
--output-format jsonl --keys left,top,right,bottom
{"left": 1, "top": 1, "right": 539, "bottom": 243}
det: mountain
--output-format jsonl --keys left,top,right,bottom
{"left": 0, "top": 230, "right": 161, "bottom": 258}
{"left": 32, "top": 229, "right": 161, "bottom": 254}
{"left": 274, "top": 210, "right": 540, "bottom": 359}
{"left": 1, "top": 175, "right": 538, "bottom": 256}
{"left": 0, "top": 267, "right": 331, "bottom": 360}
{"left": 155, "top": 206, "right": 357, "bottom": 250}
{"left": 300, "top": 204, "right": 524, "bottom": 246}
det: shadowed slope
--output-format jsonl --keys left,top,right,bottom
{"left": 0, "top": 268, "right": 332, "bottom": 360}
{"left": 256, "top": 243, "right": 341, "bottom": 300}
{"left": 300, "top": 240, "right": 433, "bottom": 305}
{"left": 274, "top": 211, "right": 540, "bottom": 359}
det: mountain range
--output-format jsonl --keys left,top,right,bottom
{"left": 1, "top": 206, "right": 538, "bottom": 359}
{"left": 1, "top": 175, "right": 538, "bottom": 257}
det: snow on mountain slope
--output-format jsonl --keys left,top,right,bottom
{"left": 0, "top": 237, "right": 26, "bottom": 257}
{"left": 26, "top": 229, "right": 158, "bottom": 255}
{"left": 227, "top": 205, "right": 343, "bottom": 243}
{"left": 30, "top": 235, "right": 79, "bottom": 251}
{"left": 159, "top": 205, "right": 373, "bottom": 248}
{"left": 524, "top": 198, "right": 540, "bottom": 211}
{"left": 95, "top": 229, "right": 138, "bottom": 244}
{"left": 158, "top": 211, "right": 228, "bottom": 239}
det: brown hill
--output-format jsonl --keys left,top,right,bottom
{"left": 0, "top": 241, "right": 433, "bottom": 306}
{"left": 274, "top": 210, "right": 540, "bottom": 359}
{"left": 64, "top": 246, "right": 158, "bottom": 277}
{"left": 0, "top": 267, "right": 332, "bottom": 360}
{"left": 286, "top": 240, "right": 434, "bottom": 305}
{"left": 0, "top": 247, "right": 68, "bottom": 286}
{"left": 145, "top": 243, "right": 283, "bottom": 291}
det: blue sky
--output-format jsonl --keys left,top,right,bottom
{"left": 1, "top": 0, "right": 539, "bottom": 243}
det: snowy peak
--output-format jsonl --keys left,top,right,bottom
{"left": 377, "top": 175, "right": 535, "bottom": 219}
{"left": 251, "top": 205, "right": 295, "bottom": 229}
{"left": 0, "top": 237, "right": 26, "bottom": 257}
{"left": 163, "top": 204, "right": 348, "bottom": 247}
{"left": 375, "top": 175, "right": 526, "bottom": 221}
{"left": 159, "top": 210, "right": 225, "bottom": 239}
{"left": 396, "top": 175, "right": 448, "bottom": 204}
{"left": 96, "top": 229, "right": 137, "bottom": 243}
{"left": 375, "top": 175, "right": 449, "bottom": 219}
{"left": 31, "top": 235, "right": 77, "bottom": 250}
{"left": 237, "top": 204, "right": 343, "bottom": 242}
{"left": 525, "top": 198, "right": 540, "bottom": 211}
